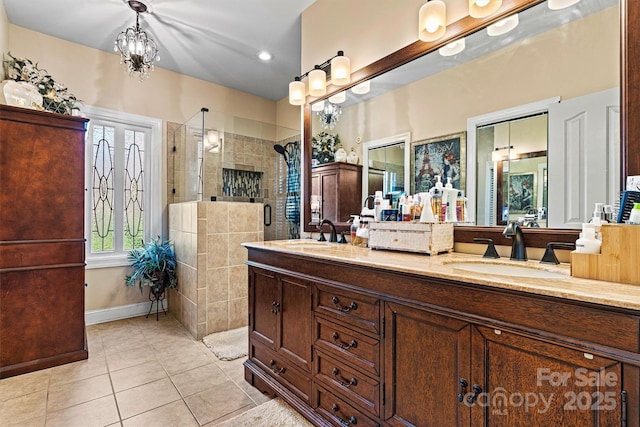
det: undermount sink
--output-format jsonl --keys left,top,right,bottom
{"left": 446, "top": 261, "right": 568, "bottom": 279}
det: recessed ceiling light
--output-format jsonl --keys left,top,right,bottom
{"left": 257, "top": 51, "right": 273, "bottom": 61}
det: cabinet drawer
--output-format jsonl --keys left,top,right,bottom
{"left": 315, "top": 316, "right": 381, "bottom": 377}
{"left": 315, "top": 350, "right": 380, "bottom": 417}
{"left": 315, "top": 384, "right": 379, "bottom": 427}
{"left": 251, "top": 342, "right": 311, "bottom": 403}
{"left": 315, "top": 283, "right": 380, "bottom": 335}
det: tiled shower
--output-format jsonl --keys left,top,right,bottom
{"left": 167, "top": 109, "right": 300, "bottom": 338}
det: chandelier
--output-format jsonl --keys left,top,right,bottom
{"left": 317, "top": 102, "right": 342, "bottom": 130}
{"left": 114, "top": 0, "right": 160, "bottom": 80}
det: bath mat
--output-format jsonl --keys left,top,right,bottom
{"left": 202, "top": 326, "right": 248, "bottom": 361}
{"left": 216, "top": 397, "right": 313, "bottom": 427}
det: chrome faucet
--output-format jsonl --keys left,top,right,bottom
{"left": 503, "top": 222, "right": 527, "bottom": 261}
{"left": 317, "top": 219, "right": 338, "bottom": 243}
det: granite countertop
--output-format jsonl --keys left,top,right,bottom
{"left": 243, "top": 240, "right": 640, "bottom": 312}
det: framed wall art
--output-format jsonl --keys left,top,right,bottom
{"left": 411, "top": 131, "right": 466, "bottom": 193}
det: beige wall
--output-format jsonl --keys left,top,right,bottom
{"left": 0, "top": 0, "right": 7, "bottom": 80}
{"left": 4, "top": 18, "right": 298, "bottom": 315}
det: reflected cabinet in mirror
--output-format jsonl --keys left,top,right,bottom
{"left": 303, "top": 0, "right": 637, "bottom": 248}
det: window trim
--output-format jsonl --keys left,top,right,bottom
{"left": 83, "top": 105, "right": 163, "bottom": 269}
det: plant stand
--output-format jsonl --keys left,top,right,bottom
{"left": 147, "top": 286, "right": 167, "bottom": 321}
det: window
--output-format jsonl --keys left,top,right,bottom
{"left": 84, "top": 106, "right": 162, "bottom": 269}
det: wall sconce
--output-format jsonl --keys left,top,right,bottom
{"left": 439, "top": 38, "right": 466, "bottom": 56}
{"left": 469, "top": 0, "right": 502, "bottom": 18}
{"left": 288, "top": 51, "right": 351, "bottom": 105}
{"left": 419, "top": 0, "right": 447, "bottom": 42}
{"left": 487, "top": 14, "right": 519, "bottom": 36}
{"left": 548, "top": 0, "right": 581, "bottom": 9}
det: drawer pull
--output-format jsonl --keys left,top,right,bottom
{"left": 332, "top": 332, "right": 358, "bottom": 350}
{"left": 331, "top": 403, "right": 358, "bottom": 425}
{"left": 269, "top": 359, "right": 286, "bottom": 375}
{"left": 271, "top": 301, "right": 280, "bottom": 315}
{"left": 332, "top": 367, "right": 358, "bottom": 388}
{"left": 331, "top": 296, "right": 358, "bottom": 313}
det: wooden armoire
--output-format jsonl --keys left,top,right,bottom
{"left": 0, "top": 104, "right": 88, "bottom": 378}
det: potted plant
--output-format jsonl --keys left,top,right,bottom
{"left": 125, "top": 237, "right": 178, "bottom": 318}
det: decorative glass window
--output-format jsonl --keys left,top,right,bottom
{"left": 84, "top": 106, "right": 162, "bottom": 268}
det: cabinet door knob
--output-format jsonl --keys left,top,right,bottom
{"left": 467, "top": 384, "right": 483, "bottom": 404}
{"left": 271, "top": 301, "right": 280, "bottom": 315}
{"left": 331, "top": 296, "right": 358, "bottom": 312}
{"left": 457, "top": 378, "right": 468, "bottom": 403}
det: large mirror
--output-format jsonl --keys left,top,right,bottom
{"left": 303, "top": 0, "right": 633, "bottom": 247}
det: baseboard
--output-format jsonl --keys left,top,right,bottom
{"left": 85, "top": 299, "right": 168, "bottom": 325}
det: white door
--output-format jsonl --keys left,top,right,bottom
{"left": 547, "top": 88, "right": 620, "bottom": 228}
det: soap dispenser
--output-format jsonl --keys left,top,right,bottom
{"left": 575, "top": 223, "right": 601, "bottom": 254}
{"left": 443, "top": 177, "right": 458, "bottom": 223}
{"left": 429, "top": 176, "right": 444, "bottom": 222}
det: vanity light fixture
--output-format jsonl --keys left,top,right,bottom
{"left": 439, "top": 38, "right": 466, "bottom": 56}
{"left": 469, "top": 0, "right": 503, "bottom": 18}
{"left": 351, "top": 81, "right": 371, "bottom": 94}
{"left": 419, "top": 0, "right": 447, "bottom": 42}
{"left": 548, "top": 0, "right": 581, "bottom": 9}
{"left": 114, "top": 0, "right": 160, "bottom": 80}
{"left": 492, "top": 145, "right": 517, "bottom": 161}
{"left": 487, "top": 14, "right": 519, "bottom": 36}
{"left": 287, "top": 51, "right": 351, "bottom": 105}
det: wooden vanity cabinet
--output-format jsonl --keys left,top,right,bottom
{"left": 244, "top": 247, "right": 640, "bottom": 426}
{"left": 0, "top": 105, "right": 88, "bottom": 378}
{"left": 246, "top": 266, "right": 313, "bottom": 403}
{"left": 310, "top": 162, "right": 362, "bottom": 226}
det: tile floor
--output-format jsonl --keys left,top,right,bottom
{"left": 0, "top": 314, "right": 271, "bottom": 426}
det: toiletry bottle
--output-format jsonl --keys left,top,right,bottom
{"left": 575, "top": 223, "right": 601, "bottom": 254}
{"left": 443, "top": 178, "right": 458, "bottom": 223}
{"left": 350, "top": 215, "right": 360, "bottom": 244}
{"left": 430, "top": 176, "right": 443, "bottom": 222}
{"left": 628, "top": 203, "right": 640, "bottom": 224}
{"left": 419, "top": 193, "right": 437, "bottom": 222}
{"left": 374, "top": 191, "right": 383, "bottom": 222}
{"left": 456, "top": 191, "right": 464, "bottom": 222}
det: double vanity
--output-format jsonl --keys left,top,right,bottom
{"left": 243, "top": 240, "right": 640, "bottom": 426}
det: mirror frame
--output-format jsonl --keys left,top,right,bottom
{"left": 303, "top": 0, "right": 636, "bottom": 248}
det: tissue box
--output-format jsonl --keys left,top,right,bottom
{"left": 368, "top": 222, "right": 454, "bottom": 254}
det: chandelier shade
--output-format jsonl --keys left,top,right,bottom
{"left": 114, "top": 0, "right": 160, "bottom": 80}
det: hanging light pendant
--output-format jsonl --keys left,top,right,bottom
{"left": 114, "top": 0, "right": 160, "bottom": 80}
{"left": 419, "top": 0, "right": 447, "bottom": 42}
{"left": 469, "top": 0, "right": 503, "bottom": 18}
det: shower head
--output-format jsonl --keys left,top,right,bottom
{"left": 273, "top": 144, "right": 286, "bottom": 155}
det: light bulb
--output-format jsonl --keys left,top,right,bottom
{"left": 425, "top": 17, "right": 440, "bottom": 33}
